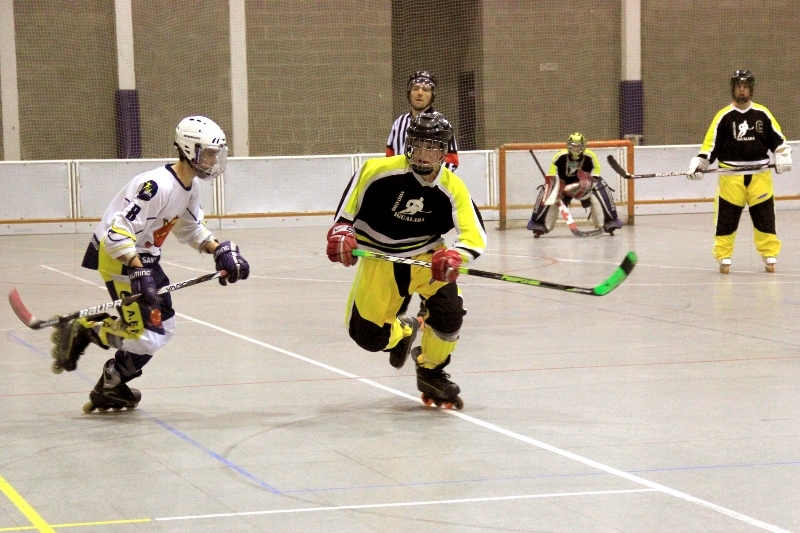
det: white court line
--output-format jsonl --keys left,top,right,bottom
{"left": 155, "top": 488, "right": 657, "bottom": 522}
{"left": 179, "top": 313, "right": 793, "bottom": 533}
{"left": 41, "top": 265, "right": 794, "bottom": 533}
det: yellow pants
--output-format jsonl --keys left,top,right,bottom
{"left": 713, "top": 169, "right": 780, "bottom": 261}
{"left": 94, "top": 240, "right": 175, "bottom": 355}
{"left": 345, "top": 251, "right": 465, "bottom": 369}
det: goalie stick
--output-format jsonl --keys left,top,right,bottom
{"left": 529, "top": 150, "right": 603, "bottom": 237}
{"left": 352, "top": 249, "right": 637, "bottom": 296}
{"left": 606, "top": 154, "right": 775, "bottom": 180}
{"left": 8, "top": 270, "right": 225, "bottom": 330}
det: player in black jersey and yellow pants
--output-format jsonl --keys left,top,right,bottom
{"left": 686, "top": 70, "right": 792, "bottom": 273}
{"left": 327, "top": 112, "right": 486, "bottom": 409}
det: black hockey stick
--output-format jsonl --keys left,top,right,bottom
{"left": 606, "top": 154, "right": 775, "bottom": 180}
{"left": 8, "top": 270, "right": 225, "bottom": 330}
{"left": 529, "top": 150, "right": 603, "bottom": 237}
{"left": 352, "top": 250, "right": 637, "bottom": 296}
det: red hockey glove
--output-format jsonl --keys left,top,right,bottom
{"left": 326, "top": 223, "right": 358, "bottom": 266}
{"left": 431, "top": 248, "right": 462, "bottom": 283}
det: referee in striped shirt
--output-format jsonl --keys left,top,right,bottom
{"left": 386, "top": 70, "right": 459, "bottom": 171}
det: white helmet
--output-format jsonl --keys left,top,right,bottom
{"left": 174, "top": 116, "right": 228, "bottom": 180}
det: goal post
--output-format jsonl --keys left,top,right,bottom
{"left": 497, "top": 140, "right": 635, "bottom": 230}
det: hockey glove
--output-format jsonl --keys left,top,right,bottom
{"left": 686, "top": 156, "right": 709, "bottom": 180}
{"left": 775, "top": 145, "right": 792, "bottom": 174}
{"left": 213, "top": 241, "right": 250, "bottom": 285}
{"left": 129, "top": 267, "right": 159, "bottom": 304}
{"left": 431, "top": 248, "right": 463, "bottom": 283}
{"left": 326, "top": 223, "right": 358, "bottom": 266}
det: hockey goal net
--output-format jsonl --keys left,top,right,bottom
{"left": 497, "top": 140, "right": 635, "bottom": 230}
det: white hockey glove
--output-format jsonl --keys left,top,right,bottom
{"left": 775, "top": 145, "right": 792, "bottom": 174}
{"left": 686, "top": 156, "right": 709, "bottom": 180}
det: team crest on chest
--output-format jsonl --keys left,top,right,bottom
{"left": 392, "top": 192, "right": 429, "bottom": 222}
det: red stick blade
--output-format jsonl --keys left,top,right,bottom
{"left": 8, "top": 289, "right": 36, "bottom": 327}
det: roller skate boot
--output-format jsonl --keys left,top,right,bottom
{"left": 527, "top": 220, "right": 547, "bottom": 239}
{"left": 50, "top": 314, "right": 109, "bottom": 374}
{"left": 763, "top": 256, "right": 776, "bottom": 273}
{"left": 414, "top": 350, "right": 463, "bottom": 410}
{"left": 83, "top": 360, "right": 140, "bottom": 413}
{"left": 389, "top": 316, "right": 422, "bottom": 369}
{"left": 603, "top": 219, "right": 623, "bottom": 235}
{"left": 719, "top": 258, "right": 731, "bottom": 274}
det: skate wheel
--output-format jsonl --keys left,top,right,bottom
{"left": 82, "top": 402, "right": 96, "bottom": 414}
{"left": 50, "top": 329, "right": 61, "bottom": 345}
{"left": 51, "top": 362, "right": 63, "bottom": 374}
{"left": 420, "top": 393, "right": 435, "bottom": 407}
{"left": 447, "top": 396, "right": 464, "bottom": 410}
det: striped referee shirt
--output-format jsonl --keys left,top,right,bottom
{"left": 385, "top": 109, "right": 460, "bottom": 171}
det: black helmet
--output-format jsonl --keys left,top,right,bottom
{"left": 406, "top": 70, "right": 437, "bottom": 103}
{"left": 405, "top": 111, "right": 452, "bottom": 174}
{"left": 730, "top": 69, "right": 755, "bottom": 97}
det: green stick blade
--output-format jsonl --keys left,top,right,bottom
{"left": 592, "top": 251, "right": 638, "bottom": 296}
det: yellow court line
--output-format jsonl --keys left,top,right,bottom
{"left": 0, "top": 518, "right": 151, "bottom": 531}
{"left": 0, "top": 474, "right": 54, "bottom": 533}
{"left": 0, "top": 474, "right": 151, "bottom": 532}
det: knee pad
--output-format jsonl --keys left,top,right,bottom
{"left": 423, "top": 283, "right": 465, "bottom": 336}
{"left": 748, "top": 196, "right": 776, "bottom": 234}
{"left": 348, "top": 303, "right": 391, "bottom": 352}
{"left": 716, "top": 196, "right": 745, "bottom": 236}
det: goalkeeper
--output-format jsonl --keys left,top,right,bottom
{"left": 527, "top": 132, "right": 622, "bottom": 237}
{"left": 327, "top": 111, "right": 486, "bottom": 409}
{"left": 686, "top": 69, "right": 791, "bottom": 274}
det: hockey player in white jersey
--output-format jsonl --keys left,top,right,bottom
{"left": 51, "top": 116, "right": 250, "bottom": 412}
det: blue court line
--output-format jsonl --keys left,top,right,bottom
{"left": 7, "top": 331, "right": 799, "bottom": 499}
{"left": 7, "top": 331, "right": 280, "bottom": 494}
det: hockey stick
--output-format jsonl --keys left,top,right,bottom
{"left": 529, "top": 150, "right": 603, "bottom": 237}
{"left": 606, "top": 154, "right": 775, "bottom": 180}
{"left": 352, "top": 249, "right": 637, "bottom": 296}
{"left": 8, "top": 270, "right": 225, "bottom": 330}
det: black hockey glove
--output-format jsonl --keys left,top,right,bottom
{"left": 213, "top": 241, "right": 250, "bottom": 286}
{"left": 129, "top": 267, "right": 159, "bottom": 304}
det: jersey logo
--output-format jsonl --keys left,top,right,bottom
{"left": 398, "top": 198, "right": 431, "bottom": 216}
{"left": 137, "top": 180, "right": 158, "bottom": 201}
{"left": 733, "top": 120, "right": 755, "bottom": 141}
{"left": 145, "top": 216, "right": 178, "bottom": 248}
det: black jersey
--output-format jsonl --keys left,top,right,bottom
{"left": 548, "top": 149, "right": 601, "bottom": 183}
{"left": 334, "top": 155, "right": 485, "bottom": 261}
{"left": 699, "top": 103, "right": 787, "bottom": 166}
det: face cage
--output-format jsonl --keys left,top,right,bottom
{"left": 567, "top": 141, "right": 585, "bottom": 160}
{"left": 192, "top": 145, "right": 228, "bottom": 181}
{"left": 405, "top": 138, "right": 447, "bottom": 174}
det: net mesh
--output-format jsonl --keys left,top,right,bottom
{"left": 4, "top": 2, "right": 797, "bottom": 162}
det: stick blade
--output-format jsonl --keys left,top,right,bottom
{"left": 8, "top": 289, "right": 42, "bottom": 329}
{"left": 606, "top": 155, "right": 631, "bottom": 179}
{"left": 592, "top": 251, "right": 638, "bottom": 296}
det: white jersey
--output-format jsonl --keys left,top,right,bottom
{"left": 93, "top": 164, "right": 214, "bottom": 260}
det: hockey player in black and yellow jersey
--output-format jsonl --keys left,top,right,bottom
{"left": 327, "top": 111, "right": 486, "bottom": 409}
{"left": 687, "top": 70, "right": 792, "bottom": 273}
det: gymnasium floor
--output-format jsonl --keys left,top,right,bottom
{"left": 1, "top": 211, "right": 798, "bottom": 533}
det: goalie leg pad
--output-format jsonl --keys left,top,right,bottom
{"left": 544, "top": 203, "right": 558, "bottom": 232}
{"left": 593, "top": 178, "right": 620, "bottom": 221}
{"left": 528, "top": 186, "right": 551, "bottom": 232}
